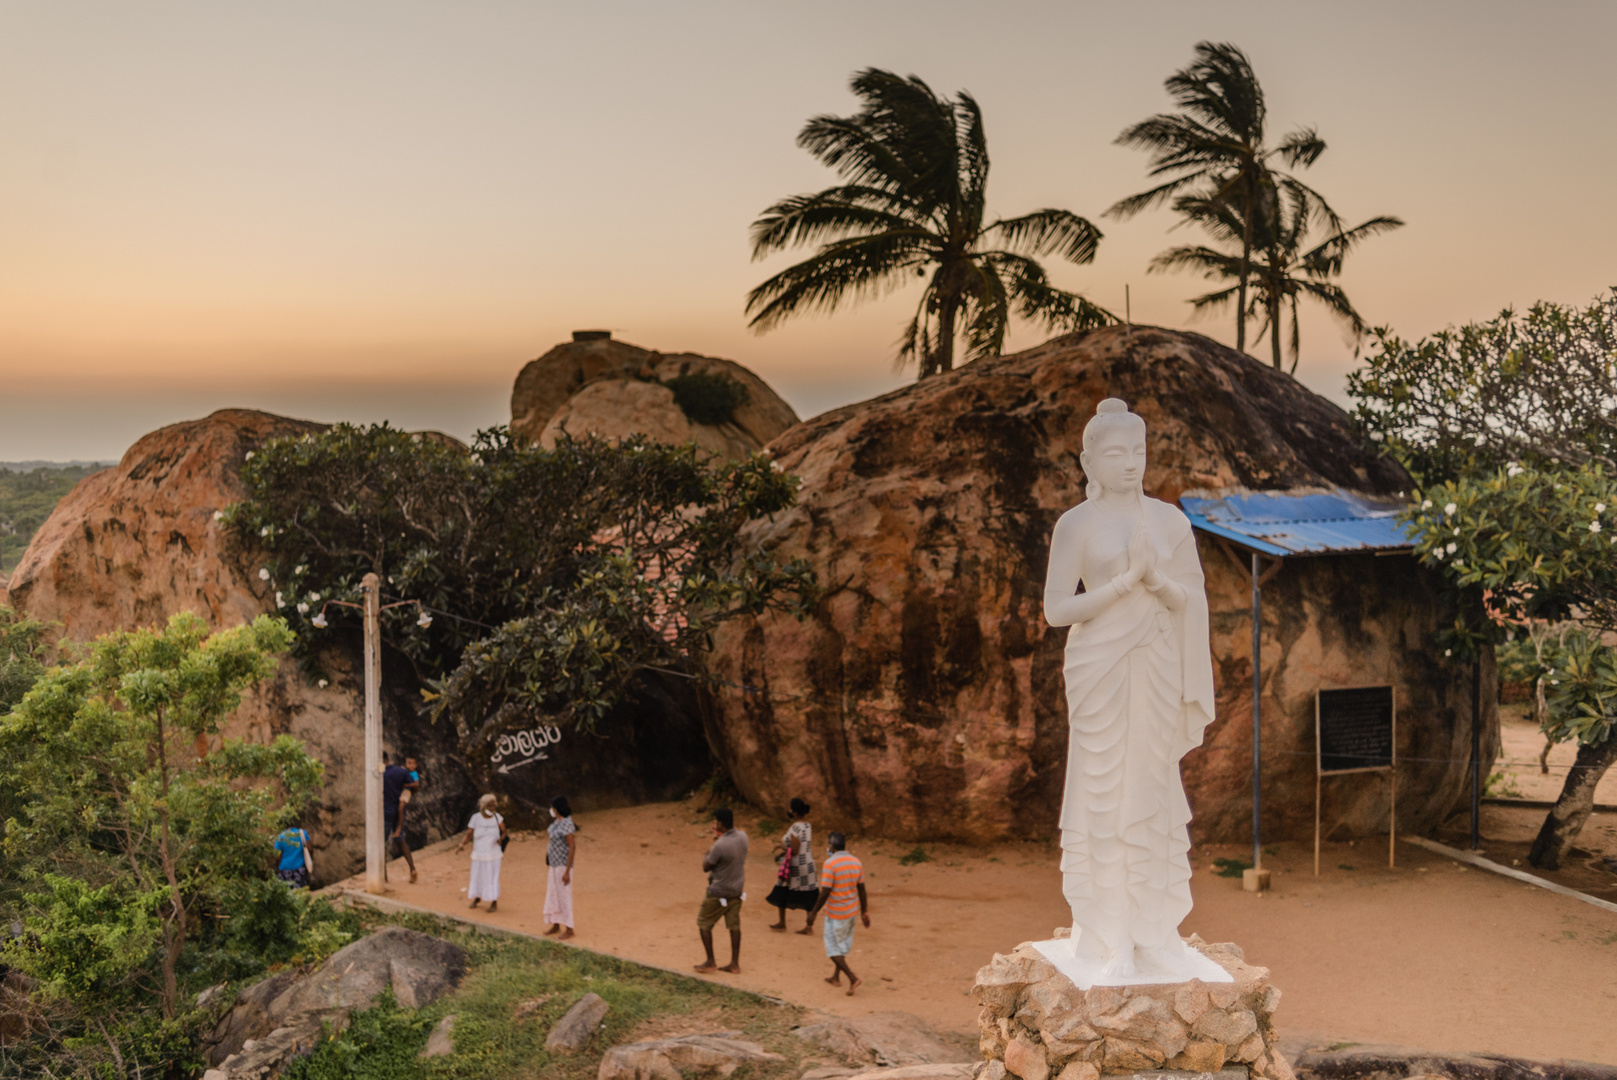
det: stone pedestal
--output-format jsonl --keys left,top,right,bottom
{"left": 970, "top": 934, "right": 1294, "bottom": 1080}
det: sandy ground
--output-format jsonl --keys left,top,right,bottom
{"left": 1492, "top": 702, "right": 1617, "bottom": 805}
{"left": 344, "top": 800, "right": 1617, "bottom": 1066}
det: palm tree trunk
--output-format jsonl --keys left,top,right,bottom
{"left": 1269, "top": 266, "right": 1283, "bottom": 369}
{"left": 1235, "top": 174, "right": 1254, "bottom": 354}
{"left": 1528, "top": 734, "right": 1617, "bottom": 870}
{"left": 935, "top": 296, "right": 958, "bottom": 374}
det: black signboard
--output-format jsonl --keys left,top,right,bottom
{"left": 1316, "top": 686, "right": 1395, "bottom": 774}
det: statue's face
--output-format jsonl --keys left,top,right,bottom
{"left": 1081, "top": 423, "right": 1146, "bottom": 494}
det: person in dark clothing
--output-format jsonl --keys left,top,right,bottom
{"left": 381, "top": 756, "right": 419, "bottom": 883}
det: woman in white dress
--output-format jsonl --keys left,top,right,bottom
{"left": 1042, "top": 398, "right": 1215, "bottom": 982}
{"left": 456, "top": 793, "right": 507, "bottom": 912}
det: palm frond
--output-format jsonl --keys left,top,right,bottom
{"left": 982, "top": 209, "right": 1102, "bottom": 263}
{"left": 748, "top": 189, "right": 936, "bottom": 258}
{"left": 1274, "top": 126, "right": 1326, "bottom": 168}
{"left": 1148, "top": 244, "right": 1242, "bottom": 278}
{"left": 744, "top": 233, "right": 932, "bottom": 331}
{"left": 984, "top": 251, "right": 1117, "bottom": 331}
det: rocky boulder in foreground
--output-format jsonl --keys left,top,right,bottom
{"left": 509, "top": 334, "right": 798, "bottom": 461}
{"left": 706, "top": 325, "right": 1492, "bottom": 842}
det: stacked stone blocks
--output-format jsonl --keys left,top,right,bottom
{"left": 971, "top": 936, "right": 1294, "bottom": 1080}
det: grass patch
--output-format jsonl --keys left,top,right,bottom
{"left": 1338, "top": 864, "right": 1356, "bottom": 871}
{"left": 898, "top": 847, "right": 932, "bottom": 866}
{"left": 755, "top": 817, "right": 783, "bottom": 839}
{"left": 284, "top": 908, "right": 807, "bottom": 1080}
{"left": 1211, "top": 857, "right": 1250, "bottom": 879}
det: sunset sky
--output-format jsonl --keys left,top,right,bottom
{"left": 2, "top": 1, "right": 1614, "bottom": 461}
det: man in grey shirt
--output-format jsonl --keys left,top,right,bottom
{"left": 695, "top": 807, "right": 748, "bottom": 974}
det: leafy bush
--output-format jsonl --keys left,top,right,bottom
{"left": 665, "top": 372, "right": 749, "bottom": 426}
{"left": 228, "top": 426, "right": 814, "bottom": 756}
{"left": 898, "top": 846, "right": 932, "bottom": 866}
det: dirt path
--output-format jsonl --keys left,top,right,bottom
{"left": 344, "top": 801, "right": 1617, "bottom": 1065}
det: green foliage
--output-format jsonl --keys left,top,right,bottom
{"left": 748, "top": 67, "right": 1112, "bottom": 378}
{"left": 665, "top": 372, "right": 749, "bottom": 426}
{"left": 282, "top": 992, "right": 434, "bottom": 1080}
{"left": 228, "top": 424, "right": 815, "bottom": 750}
{"left": 0, "top": 465, "right": 103, "bottom": 573}
{"left": 0, "top": 612, "right": 321, "bottom": 1024}
{"left": 195, "top": 879, "right": 357, "bottom": 982}
{"left": 0, "top": 606, "right": 50, "bottom": 716}
{"left": 897, "top": 846, "right": 931, "bottom": 866}
{"left": 1350, "top": 291, "right": 1617, "bottom": 482}
{"left": 1211, "top": 857, "right": 1250, "bottom": 878}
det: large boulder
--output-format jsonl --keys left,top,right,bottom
{"left": 706, "top": 326, "right": 1494, "bottom": 842}
{"left": 509, "top": 334, "right": 798, "bottom": 460}
{"left": 2, "top": 410, "right": 477, "bottom": 878}
{"left": 207, "top": 926, "right": 467, "bottom": 1073}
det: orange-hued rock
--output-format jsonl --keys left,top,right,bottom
{"left": 3, "top": 410, "right": 464, "bottom": 879}
{"left": 509, "top": 336, "right": 798, "bottom": 459}
{"left": 706, "top": 326, "right": 1494, "bottom": 843}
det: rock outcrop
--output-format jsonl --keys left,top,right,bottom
{"left": 793, "top": 1012, "right": 974, "bottom": 1068}
{"left": 973, "top": 934, "right": 1293, "bottom": 1080}
{"left": 509, "top": 334, "right": 798, "bottom": 460}
{"left": 706, "top": 325, "right": 1493, "bottom": 842}
{"left": 596, "top": 1034, "right": 786, "bottom": 1079}
{"left": 2, "top": 410, "right": 477, "bottom": 877}
{"left": 205, "top": 926, "right": 467, "bottom": 1078}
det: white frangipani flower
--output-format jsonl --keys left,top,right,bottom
{"left": 1444, "top": 502, "right": 1457, "bottom": 517}
{"left": 1592, "top": 521, "right": 1603, "bottom": 534}
{"left": 311, "top": 613, "right": 328, "bottom": 628}
{"left": 212, "top": 510, "right": 224, "bottom": 522}
{"left": 260, "top": 526, "right": 270, "bottom": 538}
{"left": 275, "top": 591, "right": 285, "bottom": 608}
{"left": 294, "top": 564, "right": 307, "bottom": 575}
{"left": 257, "top": 568, "right": 271, "bottom": 581}
{"left": 245, "top": 451, "right": 255, "bottom": 461}
{"left": 1444, "top": 648, "right": 1453, "bottom": 657}
{"left": 1445, "top": 542, "right": 1458, "bottom": 554}
{"left": 296, "top": 602, "right": 309, "bottom": 614}
{"left": 1597, "top": 503, "right": 1607, "bottom": 513}
{"left": 1422, "top": 500, "right": 1433, "bottom": 510}
{"left": 1506, "top": 462, "right": 1524, "bottom": 477}
{"left": 317, "top": 679, "right": 329, "bottom": 688}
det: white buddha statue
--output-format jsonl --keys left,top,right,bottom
{"left": 1039, "top": 397, "right": 1226, "bottom": 987}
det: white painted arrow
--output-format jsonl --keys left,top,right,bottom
{"left": 495, "top": 753, "right": 548, "bottom": 774}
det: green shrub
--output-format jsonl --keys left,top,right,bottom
{"left": 665, "top": 372, "right": 749, "bottom": 426}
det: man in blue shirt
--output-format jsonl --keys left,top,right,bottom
{"left": 274, "top": 826, "right": 312, "bottom": 888}
{"left": 382, "top": 756, "right": 419, "bottom": 883}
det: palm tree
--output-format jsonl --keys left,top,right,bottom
{"left": 1108, "top": 42, "right": 1331, "bottom": 354}
{"left": 1151, "top": 181, "right": 1403, "bottom": 371}
{"left": 746, "top": 68, "right": 1113, "bottom": 378}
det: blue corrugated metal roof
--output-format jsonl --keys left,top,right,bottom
{"left": 1179, "top": 487, "right": 1414, "bottom": 557}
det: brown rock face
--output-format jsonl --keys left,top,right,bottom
{"left": 706, "top": 325, "right": 1493, "bottom": 842}
{"left": 3, "top": 409, "right": 474, "bottom": 879}
{"left": 509, "top": 336, "right": 798, "bottom": 459}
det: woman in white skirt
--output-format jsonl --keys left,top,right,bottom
{"left": 543, "top": 795, "right": 577, "bottom": 939}
{"left": 456, "top": 794, "right": 507, "bottom": 912}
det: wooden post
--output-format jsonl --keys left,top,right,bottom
{"left": 1389, "top": 689, "right": 1398, "bottom": 868}
{"left": 1314, "top": 692, "right": 1322, "bottom": 877}
{"left": 363, "top": 572, "right": 384, "bottom": 895}
{"left": 1470, "top": 658, "right": 1482, "bottom": 851}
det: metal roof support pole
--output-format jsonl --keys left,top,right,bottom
{"left": 1251, "top": 551, "right": 1262, "bottom": 875}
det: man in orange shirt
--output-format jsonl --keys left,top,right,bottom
{"left": 806, "top": 831, "right": 870, "bottom": 995}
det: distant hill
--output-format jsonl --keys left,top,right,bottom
{"left": 1, "top": 463, "right": 112, "bottom": 574}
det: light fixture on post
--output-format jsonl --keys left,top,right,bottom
{"left": 310, "top": 584, "right": 434, "bottom": 895}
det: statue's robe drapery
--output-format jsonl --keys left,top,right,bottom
{"left": 1058, "top": 497, "right": 1215, "bottom": 956}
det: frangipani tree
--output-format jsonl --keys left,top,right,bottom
{"left": 1357, "top": 293, "right": 1617, "bottom": 869}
